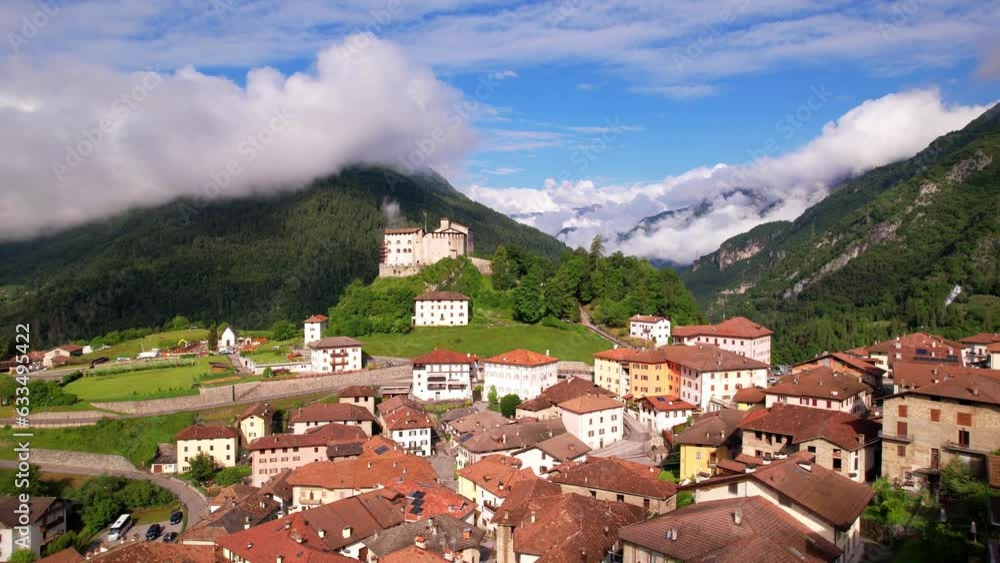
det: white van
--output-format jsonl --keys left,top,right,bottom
{"left": 108, "top": 513, "right": 132, "bottom": 541}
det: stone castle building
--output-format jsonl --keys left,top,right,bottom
{"left": 379, "top": 218, "right": 475, "bottom": 277}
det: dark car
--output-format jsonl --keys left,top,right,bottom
{"left": 162, "top": 532, "right": 178, "bottom": 543}
{"left": 145, "top": 524, "right": 162, "bottom": 541}
{"left": 169, "top": 510, "right": 183, "bottom": 525}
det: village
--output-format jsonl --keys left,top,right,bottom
{"left": 5, "top": 221, "right": 1000, "bottom": 563}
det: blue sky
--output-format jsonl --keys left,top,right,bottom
{"left": 1, "top": 0, "right": 997, "bottom": 258}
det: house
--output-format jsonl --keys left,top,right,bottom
{"left": 304, "top": 314, "right": 329, "bottom": 345}
{"left": 674, "top": 409, "right": 747, "bottom": 480}
{"left": 413, "top": 292, "right": 471, "bottom": 327}
{"left": 36, "top": 548, "right": 84, "bottom": 563}
{"left": 247, "top": 423, "right": 368, "bottom": 487}
{"left": 861, "top": 332, "right": 966, "bottom": 374}
{"left": 175, "top": 425, "right": 239, "bottom": 472}
{"left": 216, "top": 489, "right": 411, "bottom": 562}
{"left": 764, "top": 366, "right": 873, "bottom": 415}
{"left": 960, "top": 332, "right": 1000, "bottom": 366}
{"left": 42, "top": 344, "right": 84, "bottom": 368}
{"left": 363, "top": 515, "right": 484, "bottom": 563}
{"left": 0, "top": 497, "right": 68, "bottom": 561}
{"left": 492, "top": 490, "right": 644, "bottom": 563}
{"left": 453, "top": 419, "right": 567, "bottom": 470}
{"left": 444, "top": 410, "right": 509, "bottom": 439}
{"left": 514, "top": 377, "right": 615, "bottom": 420}
{"left": 309, "top": 336, "right": 363, "bottom": 374}
{"left": 793, "top": 352, "right": 886, "bottom": 392}
{"left": 456, "top": 455, "right": 544, "bottom": 531}
{"left": 338, "top": 385, "right": 378, "bottom": 416}
{"left": 636, "top": 395, "right": 697, "bottom": 435}
{"left": 555, "top": 393, "right": 624, "bottom": 450}
{"left": 391, "top": 481, "right": 477, "bottom": 523}
{"left": 991, "top": 342, "right": 1000, "bottom": 370}
{"left": 548, "top": 456, "right": 678, "bottom": 514}
{"left": 619, "top": 496, "right": 842, "bottom": 563}
{"left": 629, "top": 315, "right": 672, "bottom": 346}
{"left": 289, "top": 403, "right": 377, "bottom": 436}
{"left": 411, "top": 349, "right": 476, "bottom": 401}
{"left": 482, "top": 349, "right": 559, "bottom": 402}
{"left": 685, "top": 452, "right": 874, "bottom": 563}
{"left": 287, "top": 456, "right": 437, "bottom": 511}
{"left": 731, "top": 386, "right": 766, "bottom": 410}
{"left": 592, "top": 347, "right": 642, "bottom": 397}
{"left": 626, "top": 345, "right": 769, "bottom": 408}
{"left": 208, "top": 483, "right": 260, "bottom": 513}
{"left": 181, "top": 490, "right": 279, "bottom": 546}
{"left": 150, "top": 443, "right": 178, "bottom": 474}
{"left": 382, "top": 406, "right": 435, "bottom": 457}
{"left": 379, "top": 218, "right": 474, "bottom": 278}
{"left": 86, "top": 543, "right": 224, "bottom": 563}
{"left": 737, "top": 404, "right": 881, "bottom": 483}
{"left": 887, "top": 362, "right": 1000, "bottom": 394}
{"left": 880, "top": 371, "right": 1000, "bottom": 489}
{"left": 238, "top": 402, "right": 275, "bottom": 443}
{"left": 377, "top": 396, "right": 422, "bottom": 419}
{"left": 257, "top": 469, "right": 294, "bottom": 512}
{"left": 219, "top": 327, "right": 238, "bottom": 350}
{"left": 672, "top": 316, "right": 773, "bottom": 364}
{"left": 511, "top": 433, "right": 590, "bottom": 476}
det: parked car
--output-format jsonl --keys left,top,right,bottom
{"left": 169, "top": 510, "right": 183, "bottom": 525}
{"left": 162, "top": 532, "right": 178, "bottom": 543}
{"left": 145, "top": 524, "right": 162, "bottom": 541}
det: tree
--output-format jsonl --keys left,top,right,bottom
{"left": 487, "top": 386, "right": 499, "bottom": 406}
{"left": 499, "top": 394, "right": 521, "bottom": 418}
{"left": 207, "top": 325, "right": 218, "bottom": 352}
{"left": 512, "top": 282, "right": 545, "bottom": 324}
{"left": 186, "top": 452, "right": 218, "bottom": 484}
{"left": 0, "top": 464, "right": 52, "bottom": 497}
{"left": 169, "top": 315, "right": 191, "bottom": 331}
{"left": 270, "top": 320, "right": 296, "bottom": 341}
{"left": 216, "top": 466, "right": 252, "bottom": 487}
{"left": 9, "top": 549, "right": 37, "bottom": 563}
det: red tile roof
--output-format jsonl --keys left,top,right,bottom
{"left": 89, "top": 544, "right": 224, "bottom": 563}
{"left": 732, "top": 387, "right": 766, "bottom": 404}
{"left": 674, "top": 409, "right": 747, "bottom": 447}
{"left": 238, "top": 401, "right": 274, "bottom": 421}
{"left": 338, "top": 385, "right": 378, "bottom": 398}
{"left": 175, "top": 425, "right": 239, "bottom": 441}
{"left": 392, "top": 480, "right": 475, "bottom": 521}
{"left": 897, "top": 371, "right": 1000, "bottom": 405}
{"left": 549, "top": 456, "right": 677, "bottom": 499}
{"left": 640, "top": 395, "right": 698, "bottom": 412}
{"left": 385, "top": 227, "right": 423, "bottom": 234}
{"left": 593, "top": 347, "right": 645, "bottom": 363}
{"left": 415, "top": 291, "right": 470, "bottom": 301}
{"left": 412, "top": 349, "right": 476, "bottom": 365}
{"left": 484, "top": 349, "right": 558, "bottom": 367}
{"left": 766, "top": 366, "right": 872, "bottom": 401}
{"left": 960, "top": 333, "right": 1000, "bottom": 345}
{"left": 866, "top": 332, "right": 964, "bottom": 356}
{"left": 738, "top": 404, "right": 879, "bottom": 451}
{"left": 287, "top": 456, "right": 437, "bottom": 490}
{"left": 304, "top": 314, "right": 329, "bottom": 323}
{"left": 672, "top": 317, "right": 772, "bottom": 339}
{"left": 377, "top": 396, "right": 423, "bottom": 416}
{"left": 383, "top": 406, "right": 435, "bottom": 431}
{"left": 556, "top": 394, "right": 622, "bottom": 414}
{"left": 381, "top": 546, "right": 449, "bottom": 563}
{"left": 618, "top": 496, "right": 841, "bottom": 563}
{"left": 630, "top": 315, "right": 667, "bottom": 323}
{"left": 891, "top": 362, "right": 1000, "bottom": 390}
{"left": 247, "top": 423, "right": 367, "bottom": 451}
{"left": 289, "top": 403, "right": 377, "bottom": 425}
{"left": 517, "top": 377, "right": 614, "bottom": 412}
{"left": 37, "top": 548, "right": 85, "bottom": 563}
{"left": 308, "top": 336, "right": 363, "bottom": 350}
{"left": 633, "top": 345, "right": 770, "bottom": 372}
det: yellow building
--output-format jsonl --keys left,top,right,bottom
{"left": 673, "top": 409, "right": 745, "bottom": 480}
{"left": 175, "top": 425, "right": 240, "bottom": 472}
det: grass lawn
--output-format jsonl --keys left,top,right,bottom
{"left": 198, "top": 392, "right": 338, "bottom": 427}
{"left": 359, "top": 307, "right": 610, "bottom": 363}
{"left": 0, "top": 411, "right": 195, "bottom": 468}
{"left": 65, "top": 358, "right": 232, "bottom": 402}
{"left": 244, "top": 341, "right": 297, "bottom": 364}
{"left": 133, "top": 503, "right": 181, "bottom": 525}
{"left": 0, "top": 468, "right": 90, "bottom": 496}
{"left": 78, "top": 329, "right": 210, "bottom": 361}
{"left": 0, "top": 401, "right": 104, "bottom": 418}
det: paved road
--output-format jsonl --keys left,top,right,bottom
{"left": 0, "top": 460, "right": 209, "bottom": 527}
{"left": 579, "top": 305, "right": 632, "bottom": 348}
{"left": 589, "top": 411, "right": 656, "bottom": 465}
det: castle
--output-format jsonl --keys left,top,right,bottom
{"left": 379, "top": 218, "right": 483, "bottom": 278}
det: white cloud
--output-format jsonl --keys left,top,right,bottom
{"left": 0, "top": 36, "right": 475, "bottom": 239}
{"left": 491, "top": 70, "right": 519, "bottom": 80}
{"left": 461, "top": 89, "right": 993, "bottom": 263}
{"left": 632, "top": 84, "right": 719, "bottom": 99}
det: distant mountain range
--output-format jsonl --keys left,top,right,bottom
{"left": 679, "top": 104, "right": 1000, "bottom": 362}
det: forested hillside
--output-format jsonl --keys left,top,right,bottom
{"left": 0, "top": 166, "right": 566, "bottom": 345}
{"left": 681, "top": 104, "right": 1000, "bottom": 363}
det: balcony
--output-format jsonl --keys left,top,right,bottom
{"left": 945, "top": 441, "right": 991, "bottom": 455}
{"left": 297, "top": 496, "right": 322, "bottom": 506}
{"left": 878, "top": 430, "right": 912, "bottom": 443}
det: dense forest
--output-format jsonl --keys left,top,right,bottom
{"left": 681, "top": 104, "right": 1000, "bottom": 363}
{"left": 0, "top": 166, "right": 566, "bottom": 345}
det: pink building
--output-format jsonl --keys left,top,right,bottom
{"left": 247, "top": 423, "right": 366, "bottom": 487}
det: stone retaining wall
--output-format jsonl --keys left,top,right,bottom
{"left": 30, "top": 448, "right": 136, "bottom": 471}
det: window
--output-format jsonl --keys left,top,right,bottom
{"left": 833, "top": 458, "right": 842, "bottom": 471}
{"left": 930, "top": 409, "right": 940, "bottom": 422}
{"left": 778, "top": 494, "right": 792, "bottom": 507}
{"left": 897, "top": 445, "right": 906, "bottom": 457}
{"left": 958, "top": 430, "right": 970, "bottom": 447}
{"left": 616, "top": 494, "right": 625, "bottom": 502}
{"left": 728, "top": 483, "right": 739, "bottom": 495}
{"left": 898, "top": 404, "right": 907, "bottom": 418}
{"left": 807, "top": 446, "right": 816, "bottom": 454}
{"left": 590, "top": 490, "right": 597, "bottom": 498}
{"left": 957, "top": 413, "right": 972, "bottom": 426}
{"left": 896, "top": 421, "right": 908, "bottom": 437}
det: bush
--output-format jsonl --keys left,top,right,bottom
{"left": 60, "top": 371, "right": 84, "bottom": 386}
{"left": 186, "top": 452, "right": 218, "bottom": 484}
{"left": 540, "top": 316, "right": 568, "bottom": 330}
{"left": 676, "top": 491, "right": 694, "bottom": 509}
{"left": 216, "top": 466, "right": 252, "bottom": 487}
{"left": 499, "top": 394, "right": 521, "bottom": 418}
{"left": 42, "top": 531, "right": 78, "bottom": 557}
{"left": 9, "top": 549, "right": 37, "bottom": 563}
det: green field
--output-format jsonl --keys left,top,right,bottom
{"left": 0, "top": 411, "right": 195, "bottom": 467}
{"left": 243, "top": 339, "right": 298, "bottom": 364}
{"left": 79, "top": 329, "right": 210, "bottom": 361}
{"left": 359, "top": 307, "right": 610, "bottom": 363}
{"left": 64, "top": 358, "right": 230, "bottom": 402}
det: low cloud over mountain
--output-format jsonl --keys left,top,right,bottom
{"left": 462, "top": 89, "right": 991, "bottom": 264}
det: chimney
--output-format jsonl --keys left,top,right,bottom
{"left": 247, "top": 543, "right": 254, "bottom": 550}
{"left": 415, "top": 535, "right": 427, "bottom": 549}
{"left": 972, "top": 384, "right": 980, "bottom": 396}
{"left": 342, "top": 526, "right": 350, "bottom": 538}
{"left": 798, "top": 460, "right": 813, "bottom": 472}
{"left": 368, "top": 461, "right": 372, "bottom": 469}
{"left": 277, "top": 557, "right": 284, "bottom": 563}
{"left": 530, "top": 511, "right": 536, "bottom": 524}
{"left": 733, "top": 509, "right": 742, "bottom": 525}
{"left": 580, "top": 549, "right": 587, "bottom": 562}
{"left": 463, "top": 527, "right": 472, "bottom": 539}
{"left": 294, "top": 534, "right": 303, "bottom": 544}
{"left": 244, "top": 516, "right": 252, "bottom": 529}
{"left": 546, "top": 349, "right": 550, "bottom": 357}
